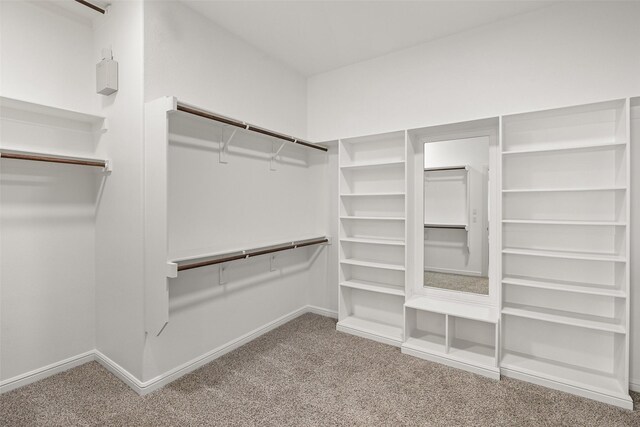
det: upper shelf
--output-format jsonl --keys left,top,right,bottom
{"left": 340, "top": 159, "right": 405, "bottom": 169}
{"left": 405, "top": 297, "right": 498, "bottom": 323}
{"left": 0, "top": 96, "right": 106, "bottom": 134}
{"left": 502, "top": 141, "right": 626, "bottom": 156}
{"left": 174, "top": 101, "right": 327, "bottom": 153}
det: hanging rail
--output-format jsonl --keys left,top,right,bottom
{"left": 424, "top": 224, "right": 468, "bottom": 230}
{"left": 171, "top": 237, "right": 329, "bottom": 273}
{"left": 176, "top": 102, "right": 328, "bottom": 153}
{"left": 0, "top": 148, "right": 110, "bottom": 171}
{"left": 74, "top": 0, "right": 107, "bottom": 14}
{"left": 424, "top": 165, "right": 468, "bottom": 172}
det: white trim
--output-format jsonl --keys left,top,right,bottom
{"left": 306, "top": 305, "right": 338, "bottom": 319}
{"left": 630, "top": 379, "right": 640, "bottom": 393}
{"left": 0, "top": 351, "right": 95, "bottom": 394}
{"left": 401, "top": 345, "right": 500, "bottom": 380}
{"left": 1, "top": 305, "right": 338, "bottom": 396}
{"left": 336, "top": 323, "right": 402, "bottom": 347}
{"left": 501, "top": 367, "right": 633, "bottom": 410}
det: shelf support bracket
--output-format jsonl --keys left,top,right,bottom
{"left": 270, "top": 141, "right": 287, "bottom": 171}
{"left": 270, "top": 254, "right": 277, "bottom": 272}
{"left": 219, "top": 128, "right": 238, "bottom": 164}
{"left": 219, "top": 263, "right": 227, "bottom": 285}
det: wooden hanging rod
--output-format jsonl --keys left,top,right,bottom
{"left": 424, "top": 224, "right": 468, "bottom": 230}
{"left": 174, "top": 237, "right": 329, "bottom": 272}
{"left": 74, "top": 0, "right": 106, "bottom": 14}
{"left": 424, "top": 166, "right": 468, "bottom": 172}
{"left": 0, "top": 149, "right": 109, "bottom": 169}
{"left": 176, "top": 102, "right": 328, "bottom": 153}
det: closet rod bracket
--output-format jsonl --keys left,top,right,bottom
{"left": 270, "top": 141, "right": 287, "bottom": 171}
{"left": 270, "top": 254, "right": 277, "bottom": 271}
{"left": 219, "top": 263, "right": 227, "bottom": 285}
{"left": 166, "top": 262, "right": 178, "bottom": 279}
{"left": 219, "top": 128, "right": 238, "bottom": 164}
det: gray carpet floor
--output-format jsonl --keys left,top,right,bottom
{"left": 1, "top": 313, "right": 638, "bottom": 426}
{"left": 424, "top": 271, "right": 490, "bottom": 295}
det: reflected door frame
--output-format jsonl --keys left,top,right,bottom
{"left": 409, "top": 123, "right": 500, "bottom": 308}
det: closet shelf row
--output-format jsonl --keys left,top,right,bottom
{"left": 340, "top": 216, "right": 405, "bottom": 221}
{"left": 500, "top": 352, "right": 627, "bottom": 398}
{"left": 340, "top": 237, "right": 405, "bottom": 246}
{"left": 502, "top": 276, "right": 626, "bottom": 298}
{"left": 340, "top": 159, "right": 405, "bottom": 169}
{"left": 502, "top": 186, "right": 626, "bottom": 193}
{"left": 340, "top": 258, "right": 405, "bottom": 271}
{"left": 502, "top": 305, "right": 625, "bottom": 334}
{"left": 0, "top": 148, "right": 111, "bottom": 171}
{"left": 502, "top": 247, "right": 625, "bottom": 262}
{"left": 502, "top": 219, "right": 626, "bottom": 226}
{"left": 340, "top": 279, "right": 405, "bottom": 296}
{"left": 176, "top": 101, "right": 328, "bottom": 152}
{"left": 167, "top": 236, "right": 329, "bottom": 275}
{"left": 501, "top": 141, "right": 626, "bottom": 156}
{"left": 340, "top": 192, "right": 405, "bottom": 197}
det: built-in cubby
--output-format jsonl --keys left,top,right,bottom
{"left": 334, "top": 97, "right": 633, "bottom": 410}
{"left": 337, "top": 131, "right": 407, "bottom": 344}
{"left": 500, "top": 98, "right": 632, "bottom": 409}
{"left": 402, "top": 298, "right": 499, "bottom": 379}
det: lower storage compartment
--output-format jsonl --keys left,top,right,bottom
{"left": 402, "top": 303, "right": 499, "bottom": 379}
{"left": 337, "top": 287, "right": 404, "bottom": 346}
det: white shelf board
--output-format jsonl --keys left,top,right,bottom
{"left": 340, "top": 258, "right": 405, "bottom": 271}
{"left": 340, "top": 237, "right": 405, "bottom": 246}
{"left": 448, "top": 339, "right": 496, "bottom": 367}
{"left": 502, "top": 276, "right": 626, "bottom": 298}
{"left": 405, "top": 297, "right": 498, "bottom": 323}
{"left": 337, "top": 316, "right": 403, "bottom": 345}
{"left": 340, "top": 216, "right": 405, "bottom": 221}
{"left": 501, "top": 141, "right": 626, "bottom": 156}
{"left": 340, "top": 280, "right": 404, "bottom": 296}
{"left": 502, "top": 219, "right": 626, "bottom": 226}
{"left": 502, "top": 304, "right": 625, "bottom": 334}
{"left": 502, "top": 187, "right": 626, "bottom": 193}
{"left": 0, "top": 96, "right": 105, "bottom": 127}
{"left": 501, "top": 351, "right": 627, "bottom": 398}
{"left": 404, "top": 335, "right": 446, "bottom": 354}
{"left": 340, "top": 159, "right": 405, "bottom": 169}
{"left": 340, "top": 192, "right": 405, "bottom": 197}
{"left": 502, "top": 247, "right": 625, "bottom": 262}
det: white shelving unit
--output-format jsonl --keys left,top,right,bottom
{"left": 402, "top": 297, "right": 499, "bottom": 379}
{"left": 500, "top": 98, "right": 632, "bottom": 409}
{"left": 337, "top": 131, "right": 407, "bottom": 346}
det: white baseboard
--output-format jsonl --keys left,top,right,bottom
{"left": 630, "top": 379, "right": 640, "bottom": 393}
{"left": 0, "top": 351, "right": 95, "bottom": 394}
{"left": 0, "top": 305, "right": 337, "bottom": 396}
{"left": 306, "top": 305, "right": 338, "bottom": 319}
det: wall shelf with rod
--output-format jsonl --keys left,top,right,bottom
{"left": 167, "top": 237, "right": 329, "bottom": 276}
{"left": 0, "top": 148, "right": 111, "bottom": 172}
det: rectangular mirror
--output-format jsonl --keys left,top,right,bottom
{"left": 423, "top": 136, "right": 489, "bottom": 294}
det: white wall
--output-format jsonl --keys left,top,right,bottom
{"left": 308, "top": 2, "right": 640, "bottom": 141}
{"left": 144, "top": 0, "right": 307, "bottom": 137}
{"left": 142, "top": 1, "right": 328, "bottom": 381}
{"left": 0, "top": 1, "right": 97, "bottom": 382}
{"left": 307, "top": 0, "right": 640, "bottom": 390}
{"left": 93, "top": 0, "right": 146, "bottom": 380}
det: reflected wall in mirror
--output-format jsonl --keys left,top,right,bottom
{"left": 423, "top": 137, "right": 489, "bottom": 294}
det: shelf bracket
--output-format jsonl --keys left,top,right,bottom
{"left": 270, "top": 254, "right": 277, "bottom": 271}
{"left": 270, "top": 141, "right": 287, "bottom": 171}
{"left": 219, "top": 263, "right": 227, "bottom": 285}
{"left": 219, "top": 128, "right": 238, "bottom": 164}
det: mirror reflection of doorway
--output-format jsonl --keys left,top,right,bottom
{"left": 423, "top": 137, "right": 489, "bottom": 295}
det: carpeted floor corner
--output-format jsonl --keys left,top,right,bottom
{"left": 1, "top": 313, "right": 638, "bottom": 426}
